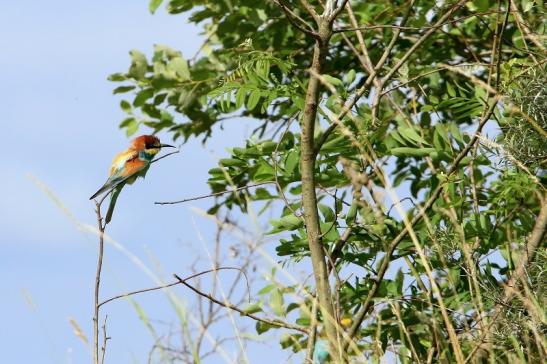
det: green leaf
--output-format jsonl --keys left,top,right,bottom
{"left": 125, "top": 119, "right": 139, "bottom": 137}
{"left": 323, "top": 74, "right": 343, "bottom": 88}
{"left": 421, "top": 104, "right": 434, "bottom": 112}
{"left": 254, "top": 161, "right": 274, "bottom": 181}
{"left": 149, "top": 0, "right": 163, "bottom": 13}
{"left": 280, "top": 333, "right": 298, "bottom": 349}
{"left": 254, "top": 188, "right": 274, "bottom": 200}
{"left": 242, "top": 302, "right": 262, "bottom": 314}
{"left": 219, "top": 158, "right": 246, "bottom": 167}
{"left": 120, "top": 100, "right": 132, "bottom": 113}
{"left": 433, "top": 125, "right": 447, "bottom": 151}
{"left": 320, "top": 222, "right": 340, "bottom": 242}
{"left": 168, "top": 57, "right": 190, "bottom": 80}
{"left": 522, "top": 0, "right": 534, "bottom": 12}
{"left": 113, "top": 85, "right": 135, "bottom": 94}
{"left": 246, "top": 89, "right": 261, "bottom": 110}
{"left": 398, "top": 127, "right": 429, "bottom": 146}
{"left": 395, "top": 269, "right": 404, "bottom": 295}
{"left": 284, "top": 149, "right": 299, "bottom": 175}
{"left": 319, "top": 204, "right": 335, "bottom": 222}
{"left": 345, "top": 69, "right": 356, "bottom": 85}
{"left": 108, "top": 73, "right": 127, "bottom": 82}
{"left": 419, "top": 337, "right": 432, "bottom": 348}
{"left": 258, "top": 284, "right": 275, "bottom": 295}
{"left": 345, "top": 202, "right": 358, "bottom": 223}
{"left": 119, "top": 117, "right": 135, "bottom": 128}
{"left": 270, "top": 289, "right": 284, "bottom": 316}
{"left": 128, "top": 50, "right": 148, "bottom": 80}
{"left": 446, "top": 82, "right": 456, "bottom": 97}
{"left": 133, "top": 88, "right": 155, "bottom": 107}
{"left": 269, "top": 214, "right": 303, "bottom": 234}
{"left": 256, "top": 321, "right": 274, "bottom": 334}
{"left": 235, "top": 87, "right": 247, "bottom": 109}
{"left": 390, "top": 147, "right": 436, "bottom": 157}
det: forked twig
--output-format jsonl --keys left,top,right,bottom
{"left": 101, "top": 315, "right": 110, "bottom": 364}
{"left": 99, "top": 267, "right": 250, "bottom": 307}
{"left": 93, "top": 201, "right": 107, "bottom": 364}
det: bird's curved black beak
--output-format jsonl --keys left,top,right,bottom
{"left": 160, "top": 144, "right": 176, "bottom": 148}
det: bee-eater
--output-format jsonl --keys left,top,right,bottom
{"left": 90, "top": 135, "right": 175, "bottom": 224}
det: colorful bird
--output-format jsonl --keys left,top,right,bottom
{"left": 89, "top": 135, "right": 175, "bottom": 224}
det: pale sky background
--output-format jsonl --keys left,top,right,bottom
{"left": 1, "top": 1, "right": 292, "bottom": 363}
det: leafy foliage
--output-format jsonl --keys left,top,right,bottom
{"left": 500, "top": 62, "right": 547, "bottom": 169}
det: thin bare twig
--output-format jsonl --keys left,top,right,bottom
{"left": 155, "top": 181, "right": 275, "bottom": 205}
{"left": 101, "top": 315, "right": 110, "bottom": 364}
{"left": 150, "top": 149, "right": 180, "bottom": 165}
{"left": 333, "top": 10, "right": 515, "bottom": 33}
{"left": 272, "top": 0, "right": 319, "bottom": 38}
{"left": 380, "top": 63, "right": 489, "bottom": 96}
{"left": 305, "top": 297, "right": 319, "bottom": 363}
{"left": 93, "top": 201, "right": 106, "bottom": 364}
{"left": 99, "top": 267, "right": 250, "bottom": 308}
{"left": 298, "top": 0, "right": 320, "bottom": 22}
{"left": 328, "top": 0, "right": 350, "bottom": 21}
{"left": 173, "top": 274, "right": 309, "bottom": 334}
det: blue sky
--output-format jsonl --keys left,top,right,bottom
{"left": 0, "top": 2, "right": 292, "bottom": 363}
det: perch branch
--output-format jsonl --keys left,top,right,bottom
{"left": 93, "top": 201, "right": 106, "bottom": 364}
{"left": 150, "top": 149, "right": 180, "bottom": 165}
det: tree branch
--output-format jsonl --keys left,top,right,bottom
{"left": 173, "top": 274, "right": 309, "bottom": 334}
{"left": 328, "top": 0, "right": 350, "bottom": 21}
{"left": 298, "top": 0, "right": 320, "bottom": 22}
{"left": 299, "top": 13, "right": 343, "bottom": 363}
{"left": 154, "top": 181, "right": 275, "bottom": 205}
{"left": 93, "top": 201, "right": 106, "bottom": 364}
{"left": 101, "top": 315, "right": 110, "bottom": 364}
{"left": 272, "top": 0, "right": 319, "bottom": 37}
{"left": 99, "top": 267, "right": 250, "bottom": 307}
{"left": 332, "top": 10, "right": 515, "bottom": 33}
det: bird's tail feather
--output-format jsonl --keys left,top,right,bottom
{"left": 90, "top": 181, "right": 114, "bottom": 200}
{"left": 105, "top": 187, "right": 122, "bottom": 224}
{"left": 90, "top": 176, "right": 126, "bottom": 200}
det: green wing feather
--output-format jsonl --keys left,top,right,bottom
{"left": 105, "top": 183, "right": 124, "bottom": 224}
